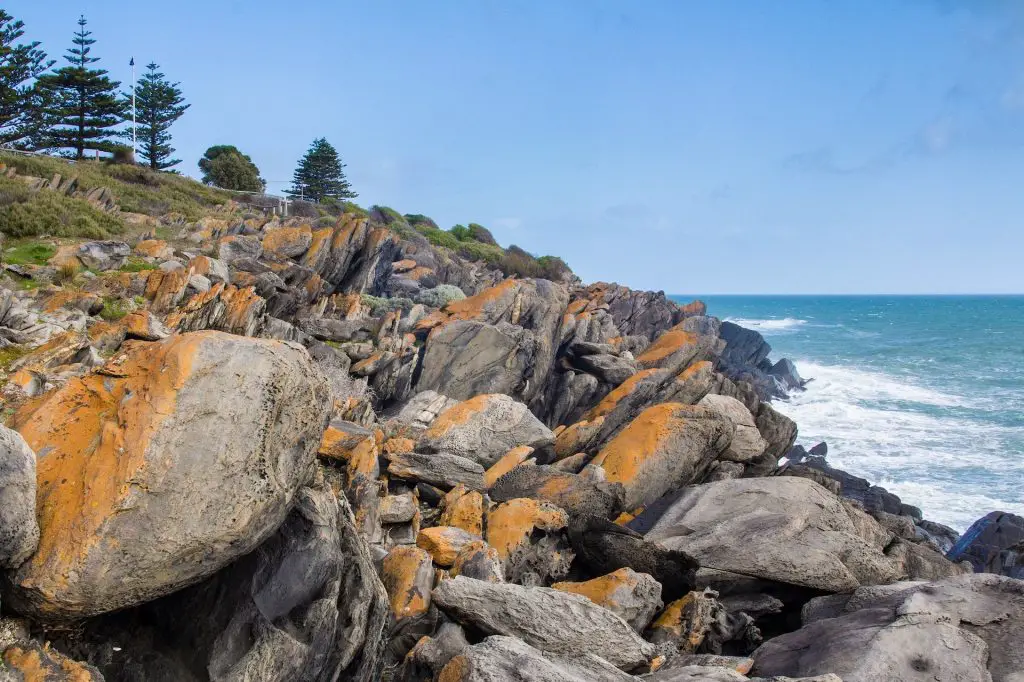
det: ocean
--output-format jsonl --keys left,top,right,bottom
{"left": 669, "top": 295, "right": 1024, "bottom": 532}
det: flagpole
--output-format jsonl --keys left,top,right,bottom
{"left": 130, "top": 58, "right": 137, "bottom": 159}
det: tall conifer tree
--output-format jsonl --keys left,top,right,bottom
{"left": 0, "top": 10, "right": 53, "bottom": 147}
{"left": 287, "top": 138, "right": 356, "bottom": 202}
{"left": 37, "top": 15, "right": 125, "bottom": 158}
{"left": 129, "top": 62, "right": 189, "bottom": 169}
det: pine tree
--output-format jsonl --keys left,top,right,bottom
{"left": 0, "top": 10, "right": 54, "bottom": 147}
{"left": 287, "top": 138, "right": 356, "bottom": 202}
{"left": 198, "top": 145, "right": 265, "bottom": 192}
{"left": 129, "top": 62, "right": 189, "bottom": 170}
{"left": 36, "top": 15, "right": 126, "bottom": 158}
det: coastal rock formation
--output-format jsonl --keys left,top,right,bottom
{"left": 5, "top": 331, "right": 331, "bottom": 620}
{"left": 0, "top": 426, "right": 38, "bottom": 569}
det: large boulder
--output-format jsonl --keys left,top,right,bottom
{"left": 591, "top": 403, "right": 732, "bottom": 510}
{"left": 433, "top": 576, "right": 657, "bottom": 671}
{"left": 5, "top": 330, "right": 331, "bottom": 620}
{"left": 76, "top": 240, "right": 130, "bottom": 271}
{"left": 488, "top": 465, "right": 624, "bottom": 519}
{"left": 418, "top": 394, "right": 554, "bottom": 468}
{"left": 552, "top": 568, "right": 663, "bottom": 632}
{"left": 639, "top": 477, "right": 903, "bottom": 593}
{"left": 948, "top": 511, "right": 1024, "bottom": 577}
{"left": 415, "top": 279, "right": 569, "bottom": 403}
{"left": 752, "top": 573, "right": 1024, "bottom": 682}
{"left": 697, "top": 394, "right": 767, "bottom": 463}
{"left": 48, "top": 477, "right": 389, "bottom": 682}
{"left": 0, "top": 426, "right": 38, "bottom": 569}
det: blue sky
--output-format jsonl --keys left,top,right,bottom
{"left": 10, "top": 1, "right": 1024, "bottom": 293}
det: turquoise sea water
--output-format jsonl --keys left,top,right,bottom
{"left": 670, "top": 295, "right": 1024, "bottom": 531}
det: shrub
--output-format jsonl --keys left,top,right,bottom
{"left": 457, "top": 240, "right": 503, "bottom": 264}
{"left": 537, "top": 255, "right": 572, "bottom": 281}
{"left": 316, "top": 215, "right": 336, "bottom": 228}
{"left": 0, "top": 188, "right": 124, "bottom": 238}
{"left": 340, "top": 201, "right": 369, "bottom": 217}
{"left": 404, "top": 214, "right": 438, "bottom": 229}
{"left": 109, "top": 145, "right": 136, "bottom": 165}
{"left": 417, "top": 226, "right": 460, "bottom": 250}
{"left": 449, "top": 224, "right": 470, "bottom": 242}
{"left": 99, "top": 296, "right": 132, "bottom": 321}
{"left": 414, "top": 284, "right": 466, "bottom": 308}
{"left": 1, "top": 241, "right": 56, "bottom": 265}
{"left": 371, "top": 205, "right": 405, "bottom": 225}
{"left": 360, "top": 294, "right": 414, "bottom": 316}
{"left": 467, "top": 223, "right": 498, "bottom": 245}
{"left": 55, "top": 260, "right": 80, "bottom": 283}
{"left": 119, "top": 256, "right": 158, "bottom": 272}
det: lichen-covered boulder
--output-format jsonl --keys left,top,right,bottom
{"left": 437, "top": 635, "right": 638, "bottom": 681}
{"left": 553, "top": 568, "right": 663, "bottom": 632}
{"left": 5, "top": 330, "right": 331, "bottom": 620}
{"left": 2, "top": 639, "right": 104, "bottom": 681}
{"left": 489, "top": 465, "right": 624, "bottom": 520}
{"left": 262, "top": 224, "right": 313, "bottom": 258}
{"left": 419, "top": 393, "right": 555, "bottom": 468}
{"left": 418, "top": 527, "right": 482, "bottom": 567}
{"left": 591, "top": 403, "right": 733, "bottom": 509}
{"left": 487, "top": 498, "right": 573, "bottom": 585}
{"left": 0, "top": 426, "right": 38, "bottom": 569}
{"left": 382, "top": 546, "right": 435, "bottom": 621}
{"left": 451, "top": 540, "right": 505, "bottom": 582}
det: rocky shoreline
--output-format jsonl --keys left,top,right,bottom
{"left": 2, "top": 193, "right": 1024, "bottom": 680}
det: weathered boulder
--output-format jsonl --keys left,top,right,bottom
{"left": 569, "top": 515, "right": 698, "bottom": 602}
{"left": 76, "top": 240, "right": 130, "bottom": 271}
{"left": 433, "top": 576, "right": 658, "bottom": 671}
{"left": 752, "top": 573, "right": 1024, "bottom": 682}
{"left": 590, "top": 403, "right": 732, "bottom": 509}
{"left": 754, "top": 403, "right": 796, "bottom": 460}
{"left": 483, "top": 446, "right": 536, "bottom": 488}
{"left": 0, "top": 426, "right": 38, "bottom": 569}
{"left": 438, "top": 486, "right": 485, "bottom": 535}
{"left": 647, "top": 589, "right": 760, "bottom": 656}
{"left": 487, "top": 498, "right": 573, "bottom": 585}
{"left": 489, "top": 465, "right": 623, "bottom": 519}
{"left": 697, "top": 394, "right": 767, "bottom": 463}
{"left": 387, "top": 451, "right": 486, "bottom": 491}
{"left": 451, "top": 540, "right": 505, "bottom": 583}
{"left": 1, "top": 638, "right": 104, "bottom": 681}
{"left": 437, "top": 635, "right": 637, "bottom": 682}
{"left": 382, "top": 546, "right": 435, "bottom": 621}
{"left": 418, "top": 526, "right": 482, "bottom": 567}
{"left": 640, "top": 477, "right": 902, "bottom": 593}
{"left": 5, "top": 330, "right": 331, "bottom": 620}
{"left": 393, "top": 390, "right": 459, "bottom": 431}
{"left": 419, "top": 394, "right": 554, "bottom": 468}
{"left": 217, "top": 234, "right": 263, "bottom": 263}
{"left": 44, "top": 477, "right": 389, "bottom": 682}
{"left": 552, "top": 568, "right": 663, "bottom": 632}
{"left": 397, "top": 621, "right": 470, "bottom": 681}
{"left": 262, "top": 224, "right": 313, "bottom": 258}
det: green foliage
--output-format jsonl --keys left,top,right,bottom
{"left": 0, "top": 10, "right": 54, "bottom": 147}
{"left": 457, "top": 240, "right": 503, "bottom": 264}
{"left": 0, "top": 183, "right": 124, "bottom": 238}
{"left": 99, "top": 296, "right": 131, "bottom": 321}
{"left": 0, "top": 152, "right": 229, "bottom": 221}
{"left": 0, "top": 343, "right": 29, "bottom": 372}
{"left": 287, "top": 138, "right": 355, "bottom": 202}
{"left": 372, "top": 205, "right": 405, "bottom": 224}
{"left": 417, "top": 226, "right": 460, "bottom": 250}
{"left": 359, "top": 294, "right": 414, "bottom": 316}
{"left": 198, "top": 145, "right": 264, "bottom": 192}
{"left": 493, "top": 245, "right": 572, "bottom": 281}
{"left": 536, "top": 255, "right": 572, "bottom": 280}
{"left": 128, "top": 62, "right": 189, "bottom": 170}
{"left": 315, "top": 215, "right": 336, "bottom": 228}
{"left": 119, "top": 256, "right": 157, "bottom": 272}
{"left": 35, "top": 16, "right": 126, "bottom": 158}
{"left": 414, "top": 284, "right": 466, "bottom": 308}
{"left": 1, "top": 239, "right": 55, "bottom": 264}
{"left": 449, "top": 224, "right": 470, "bottom": 242}
{"left": 466, "top": 223, "right": 497, "bottom": 245}
{"left": 404, "top": 214, "right": 438, "bottom": 229}
{"left": 340, "top": 201, "right": 368, "bottom": 217}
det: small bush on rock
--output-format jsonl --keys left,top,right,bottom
{"left": 414, "top": 284, "right": 466, "bottom": 308}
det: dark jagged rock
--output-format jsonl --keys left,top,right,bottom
{"left": 568, "top": 515, "right": 699, "bottom": 602}
{"left": 948, "top": 511, "right": 1024, "bottom": 577}
{"left": 489, "top": 465, "right": 625, "bottom": 519}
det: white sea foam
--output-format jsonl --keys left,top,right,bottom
{"left": 774, "top": 359, "right": 1024, "bottom": 530}
{"left": 725, "top": 317, "right": 807, "bottom": 332}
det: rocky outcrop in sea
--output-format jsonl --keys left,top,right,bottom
{"left": 2, "top": 201, "right": 1022, "bottom": 681}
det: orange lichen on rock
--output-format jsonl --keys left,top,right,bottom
{"left": 553, "top": 417, "right": 603, "bottom": 458}
{"left": 405, "top": 266, "right": 435, "bottom": 281}
{"left": 318, "top": 422, "right": 376, "bottom": 465}
{"left": 437, "top": 654, "right": 470, "bottom": 682}
{"left": 450, "top": 539, "right": 504, "bottom": 582}
{"left": 416, "top": 526, "right": 481, "bottom": 567}
{"left": 552, "top": 567, "right": 649, "bottom": 614}
{"left": 678, "top": 359, "right": 711, "bottom": 381}
{"left": 41, "top": 290, "right": 99, "bottom": 314}
{"left": 648, "top": 590, "right": 721, "bottom": 652}
{"left": 134, "top": 239, "right": 173, "bottom": 259}
{"left": 483, "top": 445, "right": 535, "bottom": 488}
{"left": 423, "top": 394, "right": 493, "bottom": 437}
{"left": 584, "top": 369, "right": 661, "bottom": 421}
{"left": 678, "top": 300, "right": 707, "bottom": 316}
{"left": 381, "top": 546, "right": 434, "bottom": 620}
{"left": 187, "top": 255, "right": 220, "bottom": 280}
{"left": 383, "top": 437, "right": 415, "bottom": 455}
{"left": 301, "top": 227, "right": 333, "bottom": 269}
{"left": 442, "top": 279, "right": 519, "bottom": 321}
{"left": 636, "top": 329, "right": 697, "bottom": 367}
{"left": 262, "top": 224, "right": 312, "bottom": 257}
{"left": 485, "top": 498, "right": 568, "bottom": 560}
{"left": 10, "top": 335, "right": 205, "bottom": 612}
{"left": 591, "top": 403, "right": 688, "bottom": 487}
{"left": 3, "top": 641, "right": 101, "bottom": 681}
{"left": 439, "top": 487, "right": 485, "bottom": 535}
{"left": 143, "top": 267, "right": 191, "bottom": 312}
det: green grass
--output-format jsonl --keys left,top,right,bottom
{"left": 0, "top": 179, "right": 125, "bottom": 239}
{"left": 0, "top": 344, "right": 29, "bottom": 371}
{"left": 119, "top": 256, "right": 159, "bottom": 272}
{"left": 2, "top": 241, "right": 56, "bottom": 265}
{"left": 0, "top": 152, "right": 232, "bottom": 222}
{"left": 99, "top": 296, "right": 132, "bottom": 321}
